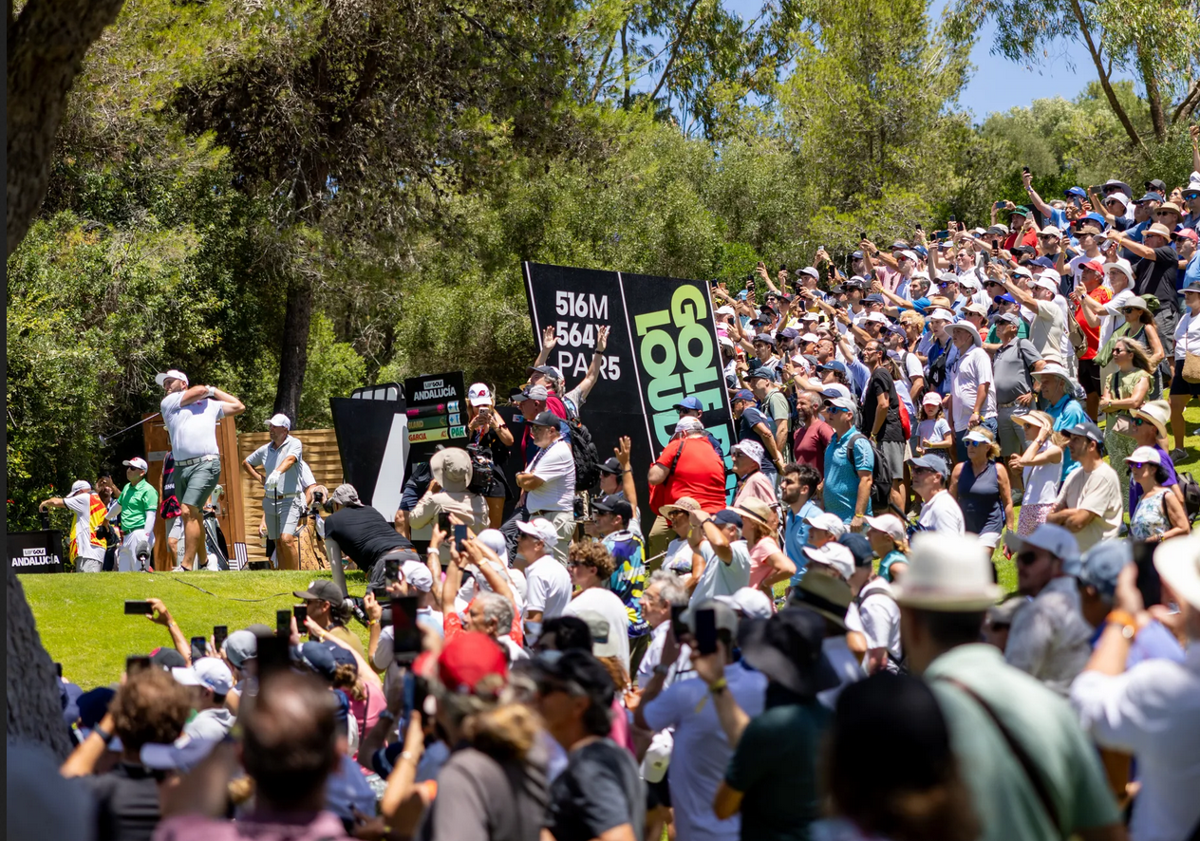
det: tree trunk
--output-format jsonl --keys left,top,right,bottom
{"left": 7, "top": 568, "right": 74, "bottom": 760}
{"left": 7, "top": 0, "right": 127, "bottom": 257}
{"left": 1136, "top": 43, "right": 1166, "bottom": 143}
{"left": 273, "top": 275, "right": 315, "bottom": 423}
{"left": 1066, "top": 0, "right": 1147, "bottom": 154}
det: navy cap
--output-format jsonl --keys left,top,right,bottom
{"left": 1065, "top": 186, "right": 1087, "bottom": 198}
{"left": 1078, "top": 540, "right": 1132, "bottom": 600}
{"left": 77, "top": 687, "right": 116, "bottom": 729}
{"left": 712, "top": 509, "right": 744, "bottom": 528}
{"left": 838, "top": 533, "right": 875, "bottom": 568}
{"left": 753, "top": 333, "right": 776, "bottom": 346}
{"left": 992, "top": 293, "right": 1016, "bottom": 304}
{"left": 913, "top": 245, "right": 929, "bottom": 258}
{"left": 597, "top": 457, "right": 622, "bottom": 475}
{"left": 747, "top": 367, "right": 778, "bottom": 383}
{"left": 528, "top": 410, "right": 560, "bottom": 427}
{"left": 891, "top": 240, "right": 909, "bottom": 251}
{"left": 1133, "top": 192, "right": 1161, "bottom": 204}
{"left": 732, "top": 389, "right": 756, "bottom": 402}
{"left": 863, "top": 294, "right": 885, "bottom": 304}
{"left": 593, "top": 496, "right": 633, "bottom": 522}
{"left": 820, "top": 360, "right": 848, "bottom": 374}
{"left": 1031, "top": 256, "right": 1057, "bottom": 269}
{"left": 299, "top": 641, "right": 338, "bottom": 681}
{"left": 674, "top": 395, "right": 703, "bottom": 412}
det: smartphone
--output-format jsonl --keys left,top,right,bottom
{"left": 859, "top": 232, "right": 867, "bottom": 242}
{"left": 256, "top": 633, "right": 290, "bottom": 676}
{"left": 404, "top": 672, "right": 430, "bottom": 718}
{"left": 293, "top": 604, "right": 308, "bottom": 627}
{"left": 190, "top": 636, "right": 207, "bottom": 662}
{"left": 994, "top": 201, "right": 1006, "bottom": 209}
{"left": 55, "top": 662, "right": 63, "bottom": 678}
{"left": 126, "top": 655, "right": 151, "bottom": 676}
{"left": 934, "top": 230, "right": 950, "bottom": 241}
{"left": 1132, "top": 541, "right": 1162, "bottom": 608}
{"left": 1072, "top": 196, "right": 1083, "bottom": 209}
{"left": 453, "top": 523, "right": 468, "bottom": 551}
{"left": 124, "top": 599, "right": 154, "bottom": 615}
{"left": 694, "top": 608, "right": 718, "bottom": 655}
{"left": 914, "top": 224, "right": 923, "bottom": 232}
{"left": 670, "top": 604, "right": 689, "bottom": 641}
{"left": 1022, "top": 166, "right": 1030, "bottom": 175}
{"left": 276, "top": 609, "right": 292, "bottom": 638}
{"left": 437, "top": 511, "right": 452, "bottom": 535}
{"left": 391, "top": 596, "right": 422, "bottom": 663}
{"left": 213, "top": 625, "right": 228, "bottom": 652}
{"left": 1088, "top": 185, "right": 1103, "bottom": 197}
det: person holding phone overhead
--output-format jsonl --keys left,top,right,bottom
{"left": 465, "top": 382, "right": 513, "bottom": 528}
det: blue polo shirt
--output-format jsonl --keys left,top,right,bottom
{"left": 823, "top": 431, "right": 874, "bottom": 523}
{"left": 1047, "top": 394, "right": 1088, "bottom": 479}
{"left": 785, "top": 499, "right": 822, "bottom": 586}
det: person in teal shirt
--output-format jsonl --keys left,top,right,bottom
{"left": 1034, "top": 365, "right": 1088, "bottom": 479}
{"left": 113, "top": 457, "right": 159, "bottom": 572}
{"left": 821, "top": 394, "right": 875, "bottom": 528}
{"left": 864, "top": 513, "right": 910, "bottom": 583}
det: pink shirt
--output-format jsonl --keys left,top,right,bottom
{"left": 154, "top": 811, "right": 351, "bottom": 841}
{"left": 734, "top": 471, "right": 777, "bottom": 510}
{"left": 748, "top": 536, "right": 784, "bottom": 589}
{"left": 348, "top": 682, "right": 387, "bottom": 756}
{"left": 609, "top": 697, "right": 635, "bottom": 754}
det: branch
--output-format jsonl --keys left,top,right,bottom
{"left": 1171, "top": 79, "right": 1200, "bottom": 125}
{"left": 647, "top": 0, "right": 703, "bottom": 102}
{"left": 1066, "top": 0, "right": 1148, "bottom": 154}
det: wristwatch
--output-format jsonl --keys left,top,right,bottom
{"left": 1106, "top": 609, "right": 1138, "bottom": 640}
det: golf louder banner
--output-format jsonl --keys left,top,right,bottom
{"left": 522, "top": 262, "right": 736, "bottom": 524}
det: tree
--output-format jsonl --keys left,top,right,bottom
{"left": 8, "top": 568, "right": 74, "bottom": 759}
{"left": 7, "top": 0, "right": 129, "bottom": 256}
{"left": 950, "top": 0, "right": 1200, "bottom": 150}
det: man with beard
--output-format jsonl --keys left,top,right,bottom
{"left": 791, "top": 391, "right": 833, "bottom": 475}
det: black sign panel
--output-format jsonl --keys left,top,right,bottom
{"left": 523, "top": 262, "right": 736, "bottom": 524}
{"left": 8, "top": 530, "right": 65, "bottom": 574}
{"left": 330, "top": 396, "right": 409, "bottom": 520}
{"left": 403, "top": 372, "right": 469, "bottom": 466}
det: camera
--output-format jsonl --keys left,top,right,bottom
{"left": 344, "top": 596, "right": 370, "bottom": 627}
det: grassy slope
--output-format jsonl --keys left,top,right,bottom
{"left": 26, "top": 406, "right": 1200, "bottom": 688}
{"left": 25, "top": 570, "right": 371, "bottom": 689}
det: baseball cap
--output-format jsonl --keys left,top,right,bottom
{"left": 714, "top": 588, "right": 774, "bottom": 620}
{"left": 1125, "top": 445, "right": 1162, "bottom": 466}
{"left": 674, "top": 396, "right": 703, "bottom": 412}
{"left": 805, "top": 511, "right": 847, "bottom": 537}
{"left": 712, "top": 509, "right": 744, "bottom": 528}
{"left": 154, "top": 369, "right": 189, "bottom": 387}
{"left": 1065, "top": 186, "right": 1087, "bottom": 198}
{"left": 150, "top": 647, "right": 187, "bottom": 670}
{"left": 516, "top": 517, "right": 559, "bottom": 547}
{"left": 1039, "top": 225, "right": 1062, "bottom": 239}
{"left": 1174, "top": 229, "right": 1199, "bottom": 244}
{"left": 592, "top": 496, "right": 634, "bottom": 523}
{"left": 838, "top": 533, "right": 875, "bottom": 568}
{"left": 329, "top": 483, "right": 362, "bottom": 507}
{"left": 531, "top": 649, "right": 617, "bottom": 711}
{"left": 438, "top": 632, "right": 508, "bottom": 696}
{"left": 823, "top": 395, "right": 857, "bottom": 413}
{"left": 266, "top": 413, "right": 292, "bottom": 430}
{"left": 990, "top": 312, "right": 1019, "bottom": 327}
{"left": 1030, "top": 275, "right": 1059, "bottom": 294}
{"left": 68, "top": 480, "right": 92, "bottom": 496}
{"left": 293, "top": 579, "right": 345, "bottom": 603}
{"left": 1079, "top": 259, "right": 1105, "bottom": 274}
{"left": 1077, "top": 540, "right": 1133, "bottom": 601}
{"left": 597, "top": 457, "right": 622, "bottom": 475}
{"left": 1133, "top": 192, "right": 1160, "bottom": 204}
{"left": 907, "top": 454, "right": 949, "bottom": 479}
{"left": 122, "top": 457, "right": 148, "bottom": 471}
{"left": 1065, "top": 421, "right": 1105, "bottom": 447}
{"left": 803, "top": 543, "right": 855, "bottom": 580}
{"left": 820, "top": 360, "right": 848, "bottom": 374}
{"left": 716, "top": 305, "right": 736, "bottom": 317}
{"left": 528, "top": 410, "right": 560, "bottom": 427}
{"left": 864, "top": 513, "right": 907, "bottom": 543}
{"left": 400, "top": 559, "right": 433, "bottom": 593}
{"left": 1003, "top": 523, "right": 1080, "bottom": 568}
{"left": 528, "top": 365, "right": 563, "bottom": 382}
{"left": 297, "top": 642, "right": 338, "bottom": 681}
{"left": 753, "top": 333, "right": 776, "bottom": 347}
{"left": 574, "top": 611, "right": 623, "bottom": 659}
{"left": 518, "top": 384, "right": 549, "bottom": 402}
{"left": 172, "top": 657, "right": 234, "bottom": 695}
{"left": 928, "top": 308, "right": 954, "bottom": 322}
{"left": 962, "top": 301, "right": 988, "bottom": 317}
{"left": 921, "top": 391, "right": 943, "bottom": 407}
{"left": 732, "top": 389, "right": 756, "bottom": 403}
{"left": 467, "top": 383, "right": 494, "bottom": 407}
{"left": 222, "top": 630, "right": 257, "bottom": 669}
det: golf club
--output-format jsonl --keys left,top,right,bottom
{"left": 98, "top": 413, "right": 160, "bottom": 445}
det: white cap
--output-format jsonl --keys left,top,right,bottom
{"left": 265, "top": 413, "right": 292, "bottom": 430}
{"left": 714, "top": 588, "right": 774, "bottom": 619}
{"left": 1031, "top": 275, "right": 1059, "bottom": 294}
{"left": 957, "top": 273, "right": 982, "bottom": 291}
{"left": 731, "top": 440, "right": 765, "bottom": 466}
{"left": 516, "top": 518, "right": 559, "bottom": 547}
{"left": 824, "top": 395, "right": 857, "bottom": 413}
{"left": 1040, "top": 225, "right": 1062, "bottom": 239}
{"left": 400, "top": 559, "right": 433, "bottom": 593}
{"left": 864, "top": 513, "right": 907, "bottom": 543}
{"left": 1125, "top": 445, "right": 1162, "bottom": 466}
{"left": 716, "top": 305, "right": 736, "bottom": 317}
{"left": 1105, "top": 259, "right": 1134, "bottom": 282}
{"left": 800, "top": 332, "right": 820, "bottom": 343}
{"left": 172, "top": 657, "right": 234, "bottom": 696}
{"left": 898, "top": 250, "right": 919, "bottom": 263}
{"left": 155, "top": 369, "right": 189, "bottom": 387}
{"left": 1105, "top": 191, "right": 1130, "bottom": 208}
{"left": 805, "top": 511, "right": 848, "bottom": 537}
{"left": 1003, "top": 523, "right": 1080, "bottom": 566}
{"left": 122, "top": 457, "right": 149, "bottom": 471}
{"left": 1032, "top": 361, "right": 1071, "bottom": 382}
{"left": 68, "top": 480, "right": 92, "bottom": 496}
{"left": 675, "top": 416, "right": 704, "bottom": 435}
{"left": 803, "top": 543, "right": 855, "bottom": 580}
{"left": 928, "top": 308, "right": 954, "bottom": 322}
{"left": 468, "top": 382, "right": 493, "bottom": 407}
{"left": 864, "top": 312, "right": 889, "bottom": 325}
{"left": 922, "top": 391, "right": 943, "bottom": 407}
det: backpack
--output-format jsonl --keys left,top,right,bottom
{"left": 846, "top": 432, "right": 893, "bottom": 513}
{"left": 1179, "top": 471, "right": 1200, "bottom": 524}
{"left": 926, "top": 341, "right": 950, "bottom": 392}
{"left": 567, "top": 416, "right": 601, "bottom": 493}
{"left": 896, "top": 390, "right": 912, "bottom": 440}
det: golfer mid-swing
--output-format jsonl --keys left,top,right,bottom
{"left": 242, "top": 414, "right": 305, "bottom": 570}
{"left": 156, "top": 369, "right": 245, "bottom": 571}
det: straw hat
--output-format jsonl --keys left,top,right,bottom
{"left": 1132, "top": 400, "right": 1170, "bottom": 441}
{"left": 892, "top": 532, "right": 1001, "bottom": 611}
{"left": 734, "top": 498, "right": 774, "bottom": 529}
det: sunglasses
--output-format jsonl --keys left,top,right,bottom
{"left": 1129, "top": 461, "right": 1150, "bottom": 469}
{"left": 822, "top": 404, "right": 847, "bottom": 413}
{"left": 1112, "top": 346, "right": 1128, "bottom": 355}
{"left": 966, "top": 439, "right": 986, "bottom": 447}
{"left": 1016, "top": 551, "right": 1042, "bottom": 566}
{"left": 1153, "top": 210, "right": 1176, "bottom": 216}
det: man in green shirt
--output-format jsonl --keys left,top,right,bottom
{"left": 113, "top": 457, "right": 160, "bottom": 572}
{"left": 896, "top": 532, "right": 1123, "bottom": 841}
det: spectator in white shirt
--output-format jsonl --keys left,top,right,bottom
{"left": 948, "top": 321, "right": 997, "bottom": 462}
{"left": 1001, "top": 524, "right": 1092, "bottom": 695}
{"left": 635, "top": 570, "right": 692, "bottom": 689}
{"left": 909, "top": 455, "right": 964, "bottom": 534}
{"left": 1070, "top": 536, "right": 1200, "bottom": 841}
{"left": 512, "top": 410, "right": 576, "bottom": 562}
{"left": 514, "top": 518, "right": 571, "bottom": 642}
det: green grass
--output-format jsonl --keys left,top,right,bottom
{"left": 24, "top": 570, "right": 372, "bottom": 689}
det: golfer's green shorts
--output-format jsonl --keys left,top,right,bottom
{"left": 176, "top": 458, "right": 222, "bottom": 508}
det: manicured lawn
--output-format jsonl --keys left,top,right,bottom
{"left": 23, "top": 569, "right": 371, "bottom": 689}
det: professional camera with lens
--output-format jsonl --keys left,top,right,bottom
{"left": 343, "top": 596, "right": 370, "bottom": 627}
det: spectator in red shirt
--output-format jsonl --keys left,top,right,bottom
{"left": 645, "top": 418, "right": 729, "bottom": 560}
{"left": 792, "top": 390, "right": 834, "bottom": 476}
{"left": 1072, "top": 259, "right": 1113, "bottom": 420}
{"left": 515, "top": 383, "right": 565, "bottom": 463}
